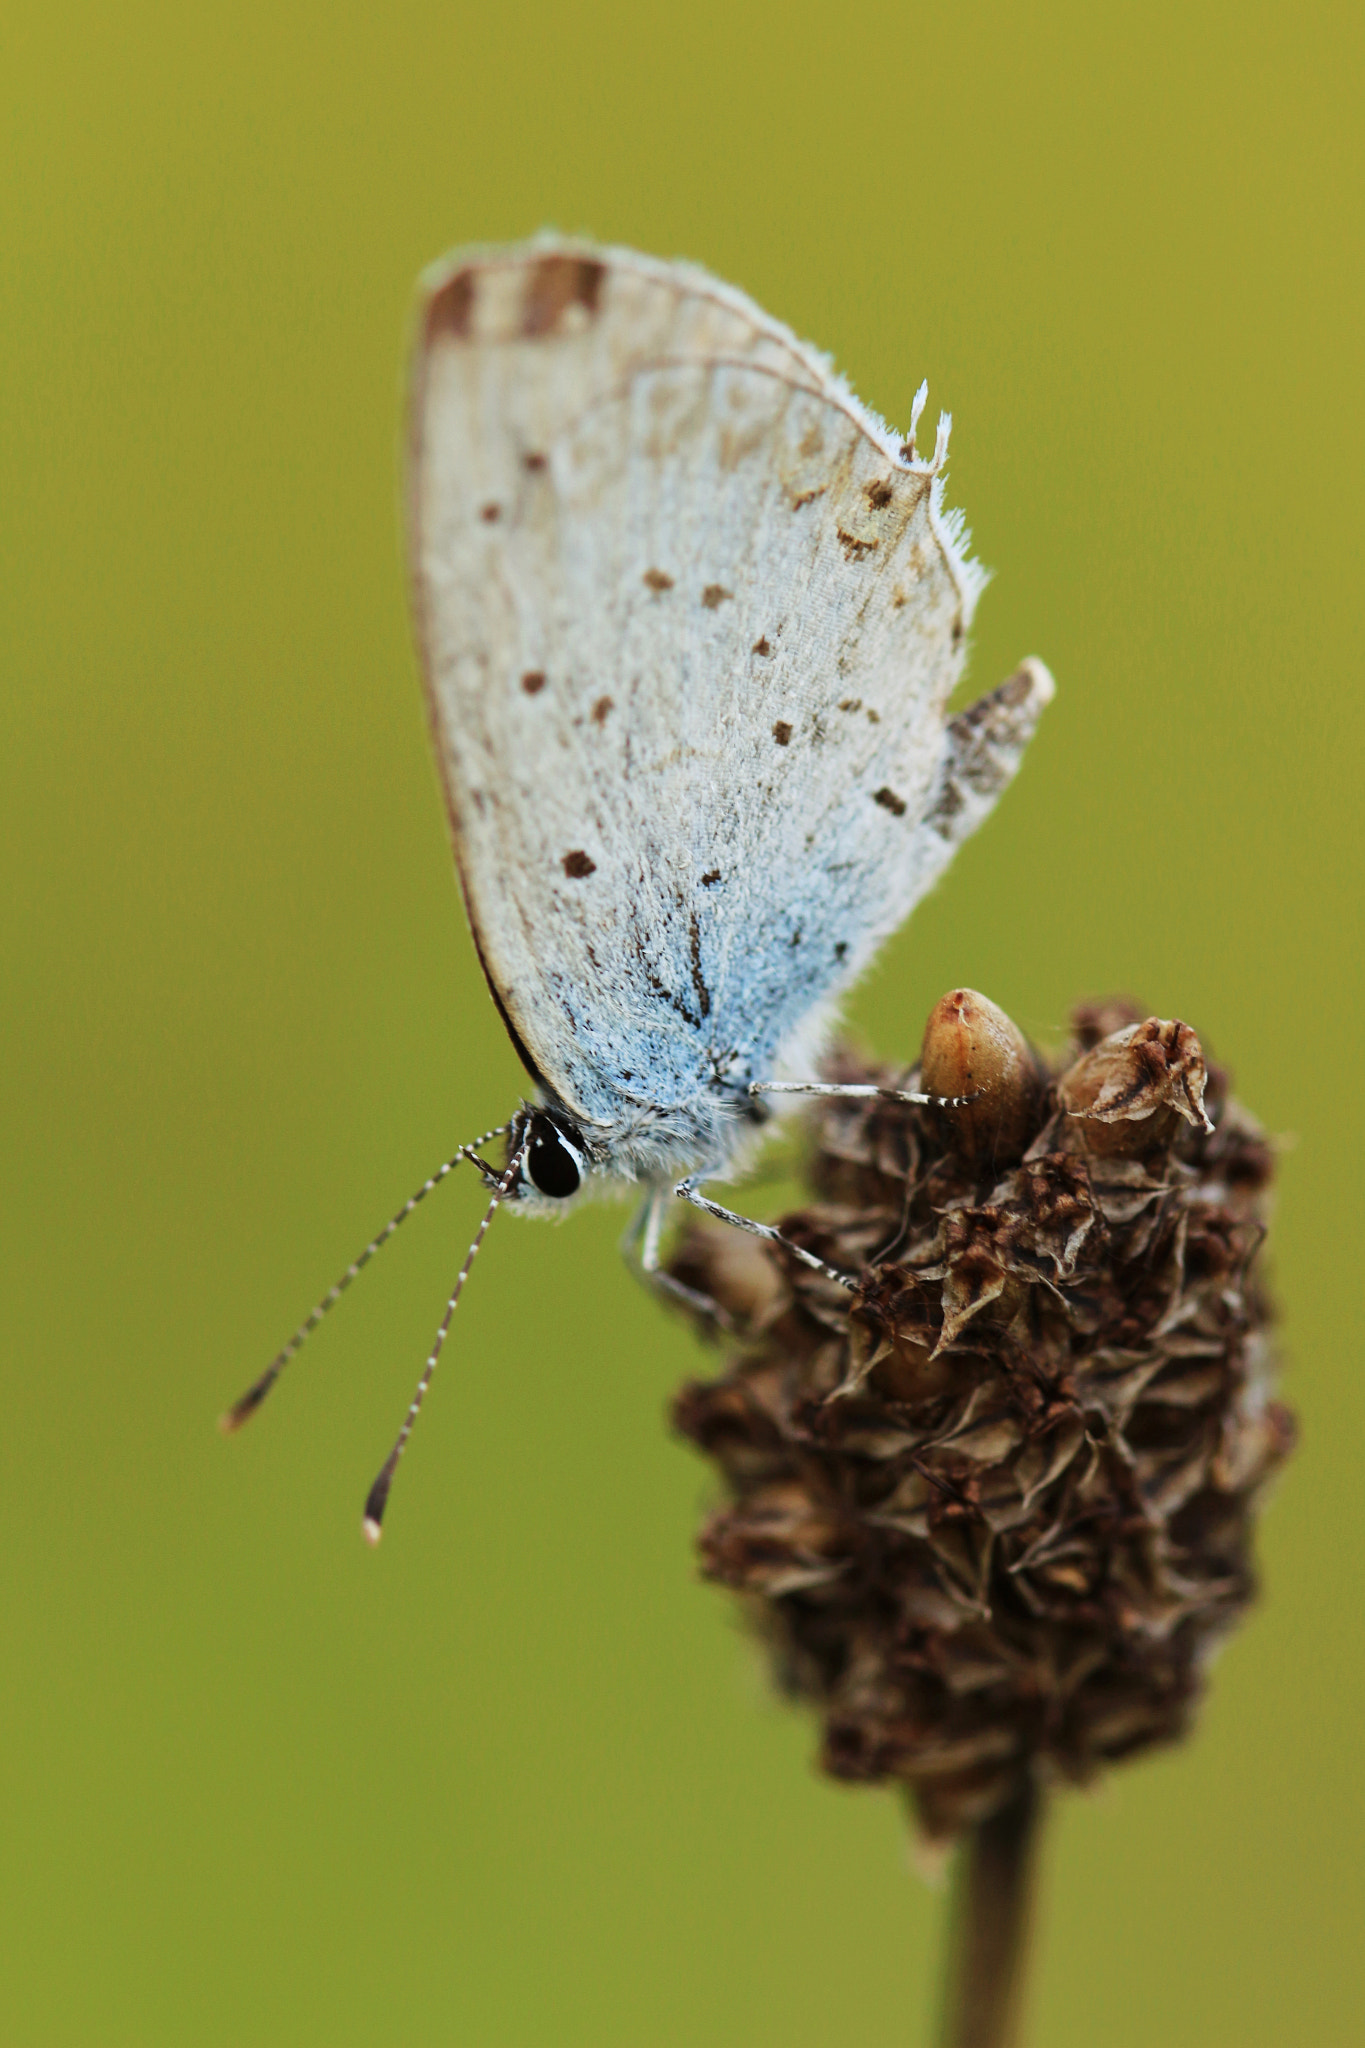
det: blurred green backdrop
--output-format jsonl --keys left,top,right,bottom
{"left": 3, "top": 2, "right": 1360, "bottom": 2043}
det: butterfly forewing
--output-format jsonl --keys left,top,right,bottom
{"left": 408, "top": 240, "right": 985, "bottom": 1152}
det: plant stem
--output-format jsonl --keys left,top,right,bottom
{"left": 937, "top": 1776, "right": 1043, "bottom": 2048}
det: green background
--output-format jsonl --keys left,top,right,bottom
{"left": 3, "top": 2, "right": 1360, "bottom": 2042}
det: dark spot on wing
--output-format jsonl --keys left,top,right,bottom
{"left": 952, "top": 618, "right": 964, "bottom": 645}
{"left": 521, "top": 671, "right": 546, "bottom": 695}
{"left": 687, "top": 913, "right": 711, "bottom": 1020}
{"left": 522, "top": 450, "right": 548, "bottom": 473}
{"left": 591, "top": 695, "right": 614, "bottom": 724}
{"left": 866, "top": 708, "right": 881, "bottom": 724}
{"left": 562, "top": 850, "right": 596, "bottom": 877}
{"left": 865, "top": 478, "right": 894, "bottom": 508}
{"left": 873, "top": 786, "right": 907, "bottom": 816}
{"left": 834, "top": 941, "right": 849, "bottom": 961}
{"left": 701, "top": 584, "right": 732, "bottom": 609}
{"left": 891, "top": 588, "right": 908, "bottom": 609}
{"left": 838, "top": 527, "right": 878, "bottom": 559}
{"left": 701, "top": 869, "right": 721, "bottom": 886}
{"left": 838, "top": 697, "right": 861, "bottom": 713}
{"left": 425, "top": 269, "right": 475, "bottom": 343}
{"left": 929, "top": 782, "right": 966, "bottom": 835}
{"left": 521, "top": 254, "right": 604, "bottom": 337}
{"left": 643, "top": 567, "right": 674, "bottom": 593}
{"left": 772, "top": 721, "right": 793, "bottom": 746}
{"left": 790, "top": 929, "right": 801, "bottom": 948}
{"left": 480, "top": 502, "right": 501, "bottom": 523}
{"left": 792, "top": 485, "right": 826, "bottom": 509}
{"left": 752, "top": 636, "right": 772, "bottom": 656}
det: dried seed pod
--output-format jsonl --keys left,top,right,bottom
{"left": 669, "top": 996, "right": 1291, "bottom": 1846}
{"left": 920, "top": 988, "right": 1043, "bottom": 1167}
{"left": 1054, "top": 1015, "right": 1213, "bottom": 1159}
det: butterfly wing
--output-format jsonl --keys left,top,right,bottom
{"left": 408, "top": 238, "right": 1051, "bottom": 1149}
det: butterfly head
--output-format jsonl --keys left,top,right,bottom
{"left": 507, "top": 1105, "right": 592, "bottom": 1209}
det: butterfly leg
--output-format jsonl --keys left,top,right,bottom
{"left": 749, "top": 1080, "right": 971, "bottom": 1108}
{"left": 672, "top": 1179, "right": 856, "bottom": 1292}
{"left": 621, "top": 1189, "right": 734, "bottom": 1328}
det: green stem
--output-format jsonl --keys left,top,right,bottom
{"left": 937, "top": 1776, "right": 1043, "bottom": 2048}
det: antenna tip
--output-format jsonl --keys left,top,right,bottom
{"left": 218, "top": 1375, "right": 274, "bottom": 1434}
{"left": 362, "top": 1515, "right": 384, "bottom": 1547}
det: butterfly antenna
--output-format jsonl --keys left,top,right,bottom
{"left": 218, "top": 1125, "right": 511, "bottom": 1434}
{"left": 361, "top": 1141, "right": 526, "bottom": 1546}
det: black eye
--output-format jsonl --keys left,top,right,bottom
{"left": 525, "top": 1117, "right": 584, "bottom": 1199}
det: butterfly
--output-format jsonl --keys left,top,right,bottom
{"left": 224, "top": 237, "right": 1053, "bottom": 1536}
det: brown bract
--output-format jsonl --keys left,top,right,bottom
{"left": 669, "top": 997, "right": 1292, "bottom": 1843}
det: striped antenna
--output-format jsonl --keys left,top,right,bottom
{"left": 218, "top": 1125, "right": 511, "bottom": 1434}
{"left": 361, "top": 1141, "right": 526, "bottom": 1545}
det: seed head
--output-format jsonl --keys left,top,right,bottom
{"left": 670, "top": 995, "right": 1292, "bottom": 1844}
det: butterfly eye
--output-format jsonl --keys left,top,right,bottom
{"left": 524, "top": 1117, "right": 585, "bottom": 1199}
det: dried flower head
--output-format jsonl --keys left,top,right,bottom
{"left": 670, "top": 995, "right": 1292, "bottom": 1844}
